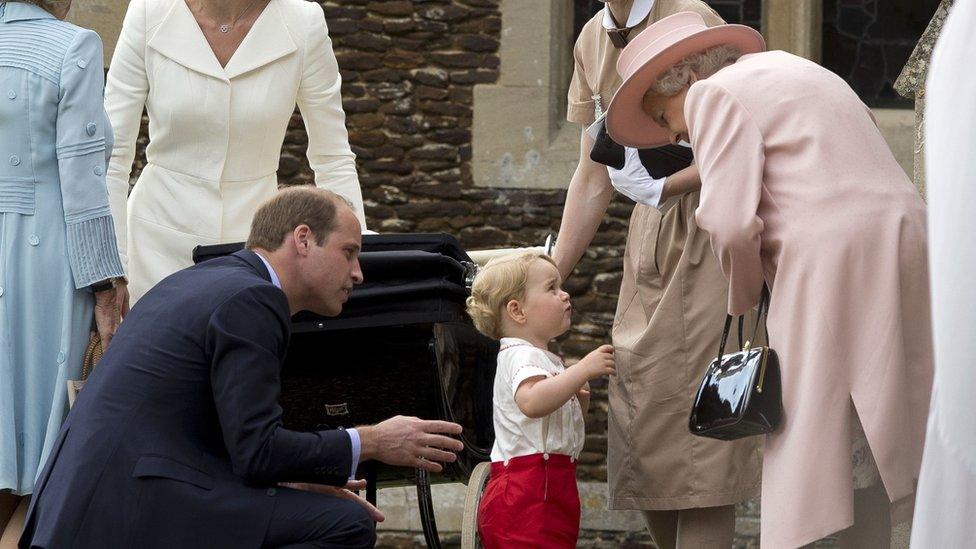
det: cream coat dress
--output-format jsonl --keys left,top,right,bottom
{"left": 687, "top": 51, "right": 933, "bottom": 548}
{"left": 105, "top": 0, "right": 365, "bottom": 302}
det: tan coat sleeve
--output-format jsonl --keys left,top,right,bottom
{"left": 687, "top": 80, "right": 765, "bottom": 315}
{"left": 297, "top": 3, "right": 366, "bottom": 227}
{"left": 567, "top": 37, "right": 596, "bottom": 125}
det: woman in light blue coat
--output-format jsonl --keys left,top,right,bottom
{"left": 0, "top": 0, "right": 126, "bottom": 533}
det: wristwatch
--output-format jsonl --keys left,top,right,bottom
{"left": 90, "top": 279, "right": 114, "bottom": 293}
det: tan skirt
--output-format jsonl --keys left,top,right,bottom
{"left": 606, "top": 193, "right": 762, "bottom": 511}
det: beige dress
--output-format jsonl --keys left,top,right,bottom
{"left": 687, "top": 51, "right": 933, "bottom": 548}
{"left": 567, "top": 1, "right": 761, "bottom": 511}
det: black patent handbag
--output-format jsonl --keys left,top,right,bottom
{"left": 689, "top": 286, "right": 782, "bottom": 440}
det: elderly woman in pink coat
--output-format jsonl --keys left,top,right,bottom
{"left": 606, "top": 12, "right": 933, "bottom": 548}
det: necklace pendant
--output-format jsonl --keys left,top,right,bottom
{"left": 219, "top": 23, "right": 230, "bottom": 33}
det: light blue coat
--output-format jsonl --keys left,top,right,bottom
{"left": 0, "top": 1, "right": 124, "bottom": 494}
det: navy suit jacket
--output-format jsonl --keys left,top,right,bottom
{"left": 20, "top": 250, "right": 353, "bottom": 548}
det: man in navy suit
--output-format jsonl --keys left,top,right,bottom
{"left": 20, "top": 188, "right": 464, "bottom": 548}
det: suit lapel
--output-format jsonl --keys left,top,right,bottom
{"left": 223, "top": 0, "right": 297, "bottom": 80}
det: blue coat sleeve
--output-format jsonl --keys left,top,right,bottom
{"left": 57, "top": 29, "right": 125, "bottom": 288}
{"left": 207, "top": 284, "right": 354, "bottom": 486}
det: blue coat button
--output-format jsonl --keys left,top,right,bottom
{"left": 94, "top": 166, "right": 104, "bottom": 176}
{"left": 7, "top": 90, "right": 15, "bottom": 100}
{"left": 0, "top": 287, "right": 4, "bottom": 297}
{"left": 86, "top": 122, "right": 97, "bottom": 136}
{"left": 77, "top": 59, "right": 88, "bottom": 69}
{"left": 9, "top": 155, "right": 20, "bottom": 166}
{"left": 28, "top": 235, "right": 39, "bottom": 246}
{"left": 57, "top": 351, "right": 66, "bottom": 363}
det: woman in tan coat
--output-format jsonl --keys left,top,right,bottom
{"left": 607, "top": 12, "right": 933, "bottom": 548}
{"left": 557, "top": 1, "right": 760, "bottom": 547}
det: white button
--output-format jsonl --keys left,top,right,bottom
{"left": 0, "top": 287, "right": 4, "bottom": 297}
{"left": 9, "top": 155, "right": 20, "bottom": 166}
{"left": 28, "top": 235, "right": 39, "bottom": 246}
{"left": 57, "top": 351, "right": 66, "bottom": 363}
{"left": 77, "top": 59, "right": 88, "bottom": 69}
{"left": 7, "top": 90, "right": 15, "bottom": 100}
{"left": 93, "top": 166, "right": 104, "bottom": 176}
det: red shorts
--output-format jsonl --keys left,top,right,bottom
{"left": 477, "top": 453, "right": 580, "bottom": 549}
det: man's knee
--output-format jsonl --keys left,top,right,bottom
{"left": 268, "top": 489, "right": 376, "bottom": 548}
{"left": 348, "top": 503, "right": 376, "bottom": 547}
{"left": 323, "top": 497, "right": 376, "bottom": 548}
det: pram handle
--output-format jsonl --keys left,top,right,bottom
{"left": 466, "top": 234, "right": 556, "bottom": 266}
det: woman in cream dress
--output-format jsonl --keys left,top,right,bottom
{"left": 105, "top": 0, "right": 365, "bottom": 302}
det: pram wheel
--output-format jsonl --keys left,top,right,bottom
{"left": 460, "top": 461, "right": 491, "bottom": 548}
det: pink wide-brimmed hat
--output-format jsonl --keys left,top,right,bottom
{"left": 605, "top": 12, "right": 765, "bottom": 149}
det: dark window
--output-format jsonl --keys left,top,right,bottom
{"left": 823, "top": 0, "right": 941, "bottom": 107}
{"left": 705, "top": 0, "right": 762, "bottom": 29}
{"left": 574, "top": 1, "right": 603, "bottom": 42}
{"left": 574, "top": 1, "right": 761, "bottom": 43}
{"left": 572, "top": 1, "right": 936, "bottom": 107}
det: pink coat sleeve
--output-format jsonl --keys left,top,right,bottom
{"left": 687, "top": 80, "right": 765, "bottom": 315}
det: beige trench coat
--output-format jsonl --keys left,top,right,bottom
{"left": 688, "top": 51, "right": 933, "bottom": 547}
{"left": 568, "top": 1, "right": 761, "bottom": 511}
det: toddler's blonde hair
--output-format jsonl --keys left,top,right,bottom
{"left": 466, "top": 252, "right": 558, "bottom": 340}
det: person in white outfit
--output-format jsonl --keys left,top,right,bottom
{"left": 911, "top": 0, "right": 976, "bottom": 546}
{"left": 105, "top": 0, "right": 365, "bottom": 302}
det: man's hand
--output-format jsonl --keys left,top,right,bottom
{"left": 280, "top": 480, "right": 384, "bottom": 522}
{"left": 357, "top": 416, "right": 464, "bottom": 473}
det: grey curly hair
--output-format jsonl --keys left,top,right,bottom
{"left": 12, "top": 0, "right": 72, "bottom": 17}
{"left": 649, "top": 45, "right": 743, "bottom": 97}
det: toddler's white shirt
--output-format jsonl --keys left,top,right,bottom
{"left": 489, "top": 338, "right": 586, "bottom": 463}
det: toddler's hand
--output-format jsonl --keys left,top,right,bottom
{"left": 576, "top": 344, "right": 615, "bottom": 380}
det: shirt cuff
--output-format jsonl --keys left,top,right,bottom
{"left": 347, "top": 427, "right": 361, "bottom": 480}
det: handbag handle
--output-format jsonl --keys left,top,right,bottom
{"left": 717, "top": 285, "right": 771, "bottom": 361}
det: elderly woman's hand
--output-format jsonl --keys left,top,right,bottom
{"left": 115, "top": 279, "right": 131, "bottom": 319}
{"left": 94, "top": 284, "right": 124, "bottom": 350}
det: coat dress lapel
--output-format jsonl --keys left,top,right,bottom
{"left": 223, "top": 0, "right": 297, "bottom": 79}
{"left": 146, "top": 0, "right": 296, "bottom": 82}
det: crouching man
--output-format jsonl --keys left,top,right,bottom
{"left": 20, "top": 187, "right": 464, "bottom": 548}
